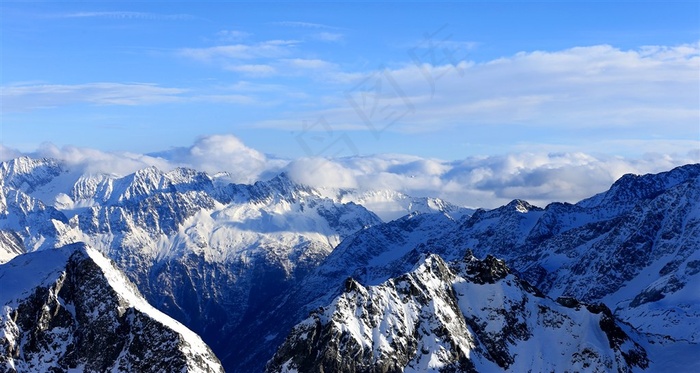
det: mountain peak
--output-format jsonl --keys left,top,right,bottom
{"left": 0, "top": 156, "right": 64, "bottom": 193}
{"left": 464, "top": 254, "right": 510, "bottom": 284}
{"left": 506, "top": 198, "right": 540, "bottom": 213}
{"left": 0, "top": 243, "right": 224, "bottom": 372}
{"left": 578, "top": 163, "right": 700, "bottom": 208}
{"left": 267, "top": 253, "right": 648, "bottom": 373}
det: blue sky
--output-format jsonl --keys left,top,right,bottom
{"left": 1, "top": 2, "right": 698, "bottom": 208}
{"left": 1, "top": 1, "right": 699, "bottom": 161}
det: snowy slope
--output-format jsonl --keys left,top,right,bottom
{"left": 330, "top": 188, "right": 473, "bottom": 222}
{"left": 0, "top": 243, "right": 223, "bottom": 373}
{"left": 417, "top": 164, "right": 700, "bottom": 344}
{"left": 267, "top": 253, "right": 649, "bottom": 373}
{"left": 226, "top": 210, "right": 462, "bottom": 372}
{"left": 0, "top": 159, "right": 383, "bottom": 372}
{"left": 1, "top": 156, "right": 698, "bottom": 372}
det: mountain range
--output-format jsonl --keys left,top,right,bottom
{"left": 0, "top": 156, "right": 698, "bottom": 372}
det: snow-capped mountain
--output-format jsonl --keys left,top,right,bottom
{"left": 1, "top": 156, "right": 698, "bottom": 372}
{"left": 420, "top": 164, "right": 700, "bottom": 345}
{"left": 226, "top": 210, "right": 464, "bottom": 372}
{"left": 0, "top": 242, "right": 223, "bottom": 373}
{"left": 327, "top": 188, "right": 473, "bottom": 222}
{"left": 0, "top": 157, "right": 384, "bottom": 371}
{"left": 259, "top": 164, "right": 700, "bottom": 372}
{"left": 267, "top": 253, "right": 648, "bottom": 373}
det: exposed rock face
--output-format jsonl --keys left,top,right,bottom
{"left": 0, "top": 160, "right": 382, "bottom": 372}
{"left": 0, "top": 243, "right": 223, "bottom": 373}
{"left": 267, "top": 254, "right": 648, "bottom": 373}
{"left": 1, "top": 156, "right": 698, "bottom": 372}
{"left": 422, "top": 164, "right": 700, "bottom": 343}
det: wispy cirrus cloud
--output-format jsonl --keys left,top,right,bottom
{"left": 267, "top": 42, "right": 699, "bottom": 144}
{"left": 1, "top": 83, "right": 187, "bottom": 112}
{"left": 273, "top": 21, "right": 338, "bottom": 29}
{"left": 178, "top": 38, "right": 341, "bottom": 78}
{"left": 224, "top": 64, "right": 278, "bottom": 77}
{"left": 179, "top": 40, "right": 299, "bottom": 62}
{"left": 313, "top": 32, "right": 344, "bottom": 42}
{"left": 215, "top": 30, "right": 252, "bottom": 42}
{"left": 0, "top": 82, "right": 269, "bottom": 112}
{"left": 282, "top": 58, "right": 336, "bottom": 70}
{"left": 49, "top": 11, "right": 194, "bottom": 21}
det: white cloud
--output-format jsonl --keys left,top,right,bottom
{"left": 179, "top": 40, "right": 298, "bottom": 62}
{"left": 216, "top": 30, "right": 251, "bottom": 42}
{"left": 183, "top": 135, "right": 274, "bottom": 182}
{"left": 273, "top": 21, "right": 337, "bottom": 29}
{"left": 34, "top": 143, "right": 174, "bottom": 176}
{"left": 52, "top": 11, "right": 194, "bottom": 21}
{"left": 268, "top": 42, "right": 699, "bottom": 142}
{"left": 178, "top": 40, "right": 342, "bottom": 78}
{"left": 0, "top": 145, "right": 24, "bottom": 162}
{"left": 153, "top": 135, "right": 287, "bottom": 183}
{"left": 0, "top": 82, "right": 271, "bottom": 112}
{"left": 4, "top": 136, "right": 697, "bottom": 210}
{"left": 285, "top": 158, "right": 358, "bottom": 189}
{"left": 225, "top": 64, "right": 277, "bottom": 77}
{"left": 287, "top": 151, "right": 699, "bottom": 209}
{"left": 193, "top": 94, "right": 258, "bottom": 105}
{"left": 313, "top": 32, "right": 343, "bottom": 42}
{"left": 7, "top": 135, "right": 284, "bottom": 184}
{"left": 1, "top": 83, "right": 186, "bottom": 112}
{"left": 282, "top": 58, "right": 336, "bottom": 70}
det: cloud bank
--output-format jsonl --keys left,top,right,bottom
{"left": 306, "top": 42, "right": 699, "bottom": 138}
{"left": 3, "top": 135, "right": 697, "bottom": 209}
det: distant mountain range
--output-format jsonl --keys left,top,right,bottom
{"left": 1, "top": 156, "right": 698, "bottom": 372}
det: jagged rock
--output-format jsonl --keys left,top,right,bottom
{"left": 1, "top": 156, "right": 698, "bottom": 372}
{"left": 267, "top": 254, "right": 648, "bottom": 373}
{"left": 0, "top": 243, "right": 223, "bottom": 373}
{"left": 464, "top": 254, "right": 509, "bottom": 284}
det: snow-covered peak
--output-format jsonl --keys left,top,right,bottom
{"left": 267, "top": 253, "right": 648, "bottom": 373}
{"left": 577, "top": 163, "right": 700, "bottom": 209}
{"left": 0, "top": 243, "right": 224, "bottom": 372}
{"left": 0, "top": 156, "right": 64, "bottom": 193}
{"left": 505, "top": 198, "right": 541, "bottom": 213}
{"left": 329, "top": 187, "right": 472, "bottom": 222}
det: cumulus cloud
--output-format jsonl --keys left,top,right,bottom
{"left": 160, "top": 134, "right": 285, "bottom": 183}
{"left": 33, "top": 143, "right": 174, "bottom": 176}
{"left": 288, "top": 151, "right": 699, "bottom": 209}
{"left": 4, "top": 135, "right": 285, "bottom": 184}
{"left": 285, "top": 158, "right": 358, "bottom": 189}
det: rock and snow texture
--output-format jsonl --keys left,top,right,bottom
{"left": 0, "top": 243, "right": 223, "bottom": 373}
{"left": 0, "top": 157, "right": 384, "bottom": 371}
{"left": 326, "top": 188, "right": 473, "bottom": 222}
{"left": 267, "top": 254, "right": 648, "bottom": 373}
{"left": 1, "top": 155, "right": 698, "bottom": 372}
{"left": 416, "top": 164, "right": 700, "bottom": 345}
